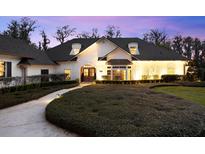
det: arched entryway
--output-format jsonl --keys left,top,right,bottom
{"left": 81, "top": 65, "right": 96, "bottom": 82}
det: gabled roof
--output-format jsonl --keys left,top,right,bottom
{"left": 107, "top": 38, "right": 187, "bottom": 60}
{"left": 46, "top": 38, "right": 99, "bottom": 61}
{"left": 0, "top": 35, "right": 55, "bottom": 65}
{"left": 47, "top": 37, "right": 187, "bottom": 62}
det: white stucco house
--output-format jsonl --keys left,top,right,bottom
{"left": 0, "top": 35, "right": 187, "bottom": 86}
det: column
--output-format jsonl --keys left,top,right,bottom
{"left": 111, "top": 66, "right": 113, "bottom": 80}
{"left": 126, "top": 66, "right": 128, "bottom": 80}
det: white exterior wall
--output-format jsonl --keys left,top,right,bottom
{"left": 26, "top": 65, "right": 56, "bottom": 76}
{"left": 56, "top": 61, "right": 79, "bottom": 80}
{"left": 107, "top": 48, "right": 131, "bottom": 61}
{"left": 132, "top": 61, "right": 187, "bottom": 80}
{"left": 53, "top": 39, "right": 187, "bottom": 81}
{"left": 54, "top": 39, "right": 119, "bottom": 81}
{"left": 0, "top": 54, "right": 22, "bottom": 77}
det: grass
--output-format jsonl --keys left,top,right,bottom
{"left": 0, "top": 83, "right": 78, "bottom": 109}
{"left": 154, "top": 86, "right": 205, "bottom": 105}
{"left": 46, "top": 84, "right": 205, "bottom": 137}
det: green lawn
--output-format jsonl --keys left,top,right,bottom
{"left": 154, "top": 86, "right": 205, "bottom": 105}
{"left": 0, "top": 83, "right": 78, "bottom": 109}
{"left": 46, "top": 84, "right": 205, "bottom": 137}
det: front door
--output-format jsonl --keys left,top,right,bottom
{"left": 82, "top": 67, "right": 96, "bottom": 82}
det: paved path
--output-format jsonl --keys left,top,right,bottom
{"left": 0, "top": 84, "right": 89, "bottom": 137}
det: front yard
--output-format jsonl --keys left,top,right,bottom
{"left": 154, "top": 86, "right": 205, "bottom": 105}
{"left": 0, "top": 82, "right": 78, "bottom": 109}
{"left": 46, "top": 84, "right": 205, "bottom": 137}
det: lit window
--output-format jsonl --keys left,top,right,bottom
{"left": 167, "top": 64, "right": 175, "bottom": 74}
{"left": 65, "top": 69, "right": 71, "bottom": 80}
{"left": 129, "top": 46, "right": 137, "bottom": 55}
{"left": 90, "top": 68, "right": 95, "bottom": 77}
{"left": 83, "top": 69, "right": 89, "bottom": 77}
{"left": 0, "top": 61, "right": 5, "bottom": 77}
{"left": 0, "top": 61, "right": 12, "bottom": 77}
{"left": 107, "top": 70, "right": 111, "bottom": 76}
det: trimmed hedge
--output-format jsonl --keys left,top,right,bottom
{"left": 0, "top": 80, "right": 78, "bottom": 94}
{"left": 161, "top": 75, "right": 184, "bottom": 82}
{"left": 96, "top": 80, "right": 161, "bottom": 84}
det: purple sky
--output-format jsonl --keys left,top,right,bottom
{"left": 0, "top": 16, "right": 205, "bottom": 47}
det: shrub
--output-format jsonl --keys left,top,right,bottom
{"left": 161, "top": 75, "right": 183, "bottom": 82}
{"left": 0, "top": 80, "right": 78, "bottom": 94}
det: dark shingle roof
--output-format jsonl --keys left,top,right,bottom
{"left": 107, "top": 38, "right": 187, "bottom": 60}
{"left": 0, "top": 35, "right": 55, "bottom": 65}
{"left": 47, "top": 37, "right": 187, "bottom": 61}
{"left": 46, "top": 38, "right": 99, "bottom": 61}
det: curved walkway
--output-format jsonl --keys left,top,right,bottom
{"left": 0, "top": 84, "right": 89, "bottom": 137}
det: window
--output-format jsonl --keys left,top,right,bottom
{"left": 70, "top": 43, "right": 81, "bottom": 55}
{"left": 83, "top": 69, "right": 89, "bottom": 77}
{"left": 0, "top": 61, "right": 5, "bottom": 77}
{"left": 41, "top": 69, "right": 49, "bottom": 75}
{"left": 167, "top": 64, "right": 175, "bottom": 74}
{"left": 0, "top": 61, "right": 12, "bottom": 77}
{"left": 128, "top": 42, "right": 139, "bottom": 55}
{"left": 107, "top": 70, "right": 111, "bottom": 76}
{"left": 65, "top": 69, "right": 71, "bottom": 80}
{"left": 129, "top": 46, "right": 137, "bottom": 55}
{"left": 90, "top": 68, "right": 95, "bottom": 77}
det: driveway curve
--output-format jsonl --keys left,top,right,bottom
{"left": 0, "top": 84, "right": 87, "bottom": 137}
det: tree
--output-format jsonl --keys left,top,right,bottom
{"left": 3, "top": 20, "right": 19, "bottom": 39}
{"left": 3, "top": 17, "right": 36, "bottom": 44}
{"left": 172, "top": 35, "right": 183, "bottom": 55}
{"left": 77, "top": 28, "right": 100, "bottom": 38}
{"left": 54, "top": 25, "right": 76, "bottom": 44}
{"left": 18, "top": 17, "right": 37, "bottom": 44}
{"left": 77, "top": 32, "right": 91, "bottom": 38}
{"left": 192, "top": 38, "right": 202, "bottom": 66}
{"left": 143, "top": 29, "right": 168, "bottom": 47}
{"left": 183, "top": 36, "right": 193, "bottom": 60}
{"left": 105, "top": 25, "right": 121, "bottom": 38}
{"left": 40, "top": 30, "right": 50, "bottom": 51}
{"left": 90, "top": 28, "right": 100, "bottom": 38}
{"left": 200, "top": 41, "right": 205, "bottom": 67}
{"left": 186, "top": 61, "right": 199, "bottom": 81}
{"left": 38, "top": 42, "right": 42, "bottom": 51}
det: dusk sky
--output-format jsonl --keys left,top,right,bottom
{"left": 1, "top": 16, "right": 205, "bottom": 47}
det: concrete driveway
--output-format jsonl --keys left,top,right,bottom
{"left": 0, "top": 85, "right": 86, "bottom": 137}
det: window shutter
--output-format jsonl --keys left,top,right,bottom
{"left": 6, "top": 62, "right": 12, "bottom": 77}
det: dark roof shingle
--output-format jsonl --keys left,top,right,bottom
{"left": 0, "top": 35, "right": 55, "bottom": 65}
{"left": 46, "top": 38, "right": 99, "bottom": 61}
{"left": 47, "top": 37, "right": 187, "bottom": 61}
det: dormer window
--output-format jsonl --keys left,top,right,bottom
{"left": 128, "top": 42, "right": 139, "bottom": 55}
{"left": 70, "top": 43, "right": 81, "bottom": 55}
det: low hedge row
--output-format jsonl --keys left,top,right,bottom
{"left": 161, "top": 75, "right": 184, "bottom": 82}
{"left": 0, "top": 80, "right": 78, "bottom": 94}
{"left": 96, "top": 80, "right": 161, "bottom": 84}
